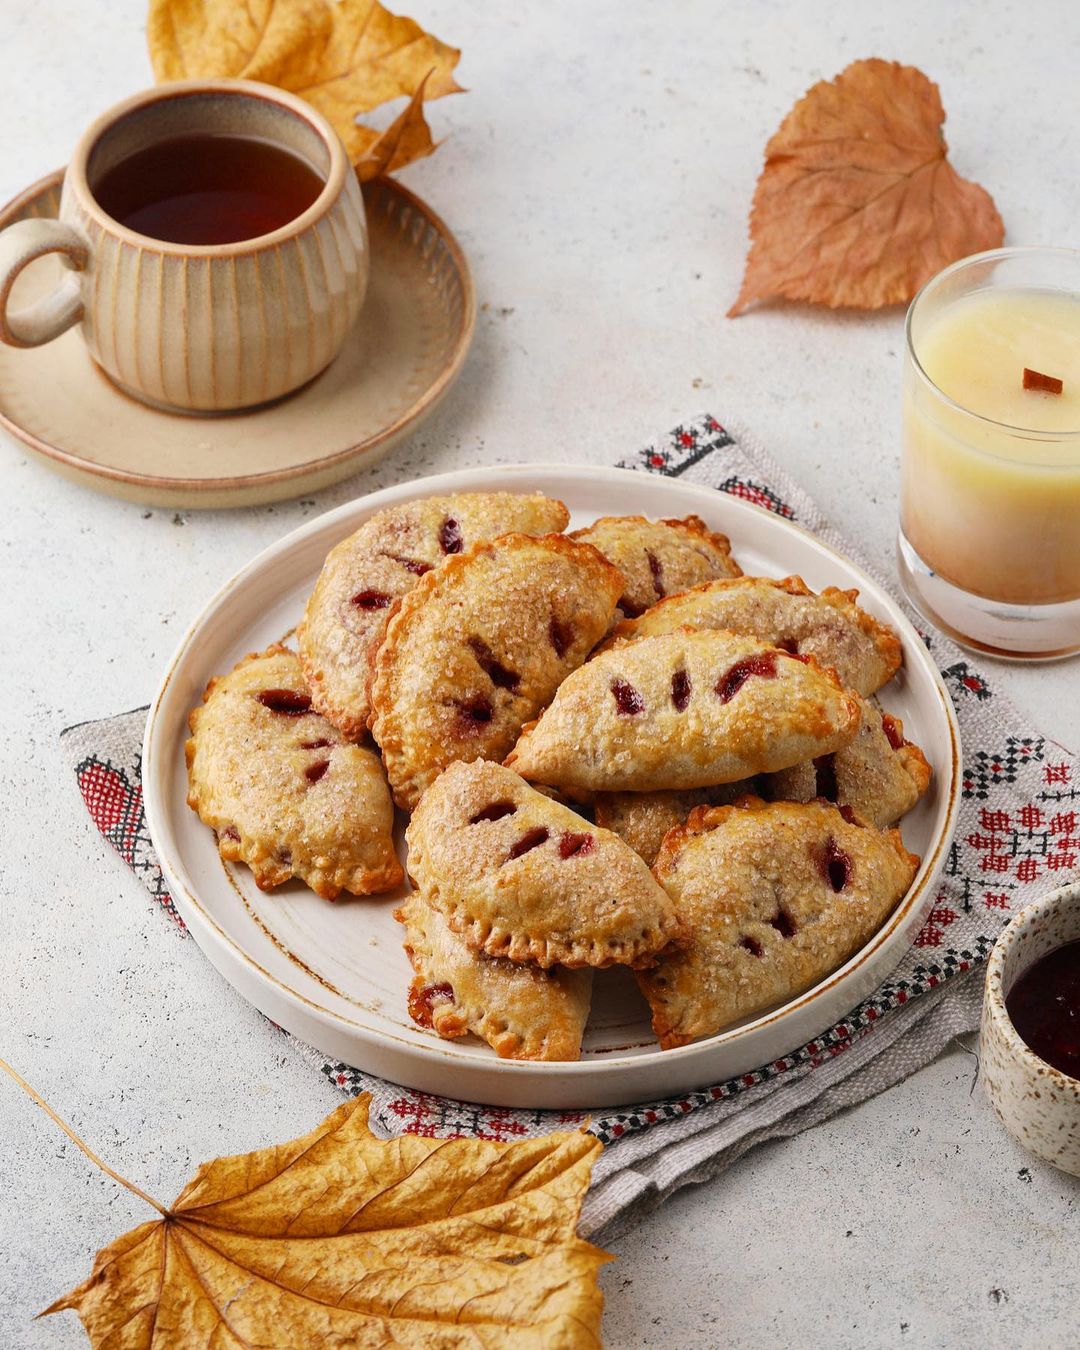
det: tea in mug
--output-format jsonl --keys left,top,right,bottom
{"left": 92, "top": 134, "right": 325, "bottom": 246}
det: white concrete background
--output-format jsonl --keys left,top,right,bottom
{"left": 2, "top": 1, "right": 1078, "bottom": 1345}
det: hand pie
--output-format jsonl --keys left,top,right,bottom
{"left": 405, "top": 760, "right": 686, "bottom": 969}
{"left": 595, "top": 784, "right": 752, "bottom": 868}
{"left": 638, "top": 797, "right": 920, "bottom": 1048}
{"left": 604, "top": 575, "right": 902, "bottom": 695}
{"left": 298, "top": 492, "right": 569, "bottom": 738}
{"left": 370, "top": 533, "right": 623, "bottom": 810}
{"left": 185, "top": 646, "right": 402, "bottom": 898}
{"left": 763, "top": 699, "right": 932, "bottom": 829}
{"left": 506, "top": 629, "right": 861, "bottom": 793}
{"left": 396, "top": 893, "right": 593, "bottom": 1061}
{"left": 571, "top": 514, "right": 741, "bottom": 617}
{"left": 596, "top": 698, "right": 932, "bottom": 863}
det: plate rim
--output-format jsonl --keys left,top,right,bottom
{"left": 143, "top": 463, "right": 962, "bottom": 1084}
{"left": 0, "top": 170, "right": 476, "bottom": 494}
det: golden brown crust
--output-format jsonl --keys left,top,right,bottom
{"left": 395, "top": 892, "right": 593, "bottom": 1061}
{"left": 594, "top": 784, "right": 752, "bottom": 867}
{"left": 506, "top": 629, "right": 862, "bottom": 793}
{"left": 603, "top": 574, "right": 902, "bottom": 695}
{"left": 369, "top": 533, "right": 624, "bottom": 811}
{"left": 185, "top": 646, "right": 403, "bottom": 898}
{"left": 596, "top": 696, "right": 931, "bottom": 863}
{"left": 571, "top": 514, "right": 741, "bottom": 617}
{"left": 763, "top": 698, "right": 932, "bottom": 828}
{"left": 405, "top": 760, "right": 686, "bottom": 970}
{"left": 640, "top": 797, "right": 920, "bottom": 1048}
{"left": 297, "top": 492, "right": 570, "bottom": 739}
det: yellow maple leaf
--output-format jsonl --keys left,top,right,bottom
{"left": 38, "top": 1094, "right": 608, "bottom": 1347}
{"left": 355, "top": 70, "right": 437, "bottom": 182}
{"left": 148, "top": 0, "right": 463, "bottom": 169}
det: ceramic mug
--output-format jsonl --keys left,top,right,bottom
{"left": 0, "top": 80, "right": 368, "bottom": 413}
{"left": 981, "top": 881, "right": 1080, "bottom": 1176}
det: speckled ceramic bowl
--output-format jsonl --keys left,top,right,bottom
{"left": 981, "top": 881, "right": 1080, "bottom": 1174}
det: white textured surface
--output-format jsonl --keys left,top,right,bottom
{"left": 2, "top": 1, "right": 1079, "bottom": 1345}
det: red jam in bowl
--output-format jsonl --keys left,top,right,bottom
{"left": 1005, "top": 940, "right": 1080, "bottom": 1080}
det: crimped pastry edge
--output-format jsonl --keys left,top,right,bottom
{"left": 395, "top": 897, "right": 589, "bottom": 1061}
{"left": 185, "top": 644, "right": 404, "bottom": 899}
{"left": 297, "top": 493, "right": 572, "bottom": 740}
{"left": 367, "top": 531, "right": 625, "bottom": 810}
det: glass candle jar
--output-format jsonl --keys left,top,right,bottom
{"left": 899, "top": 247, "right": 1080, "bottom": 659}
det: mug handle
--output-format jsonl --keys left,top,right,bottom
{"left": 0, "top": 218, "right": 89, "bottom": 348}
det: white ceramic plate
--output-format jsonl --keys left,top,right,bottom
{"left": 143, "top": 465, "right": 961, "bottom": 1109}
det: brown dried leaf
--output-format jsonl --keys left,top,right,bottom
{"left": 729, "top": 58, "right": 1004, "bottom": 315}
{"left": 356, "top": 70, "right": 437, "bottom": 182}
{"left": 43, "top": 1095, "right": 608, "bottom": 1347}
{"left": 148, "top": 0, "right": 462, "bottom": 168}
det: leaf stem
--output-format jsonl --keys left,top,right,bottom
{"left": 0, "top": 1056, "right": 168, "bottom": 1216}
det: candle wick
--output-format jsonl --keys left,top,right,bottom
{"left": 1023, "top": 367, "right": 1064, "bottom": 395}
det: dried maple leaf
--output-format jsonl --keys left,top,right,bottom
{"left": 356, "top": 69, "right": 437, "bottom": 182}
{"left": 148, "top": 0, "right": 462, "bottom": 171}
{"left": 41, "top": 1095, "right": 608, "bottom": 1347}
{"left": 729, "top": 58, "right": 1004, "bottom": 315}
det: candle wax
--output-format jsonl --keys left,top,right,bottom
{"left": 918, "top": 288, "right": 1080, "bottom": 436}
{"left": 902, "top": 287, "right": 1080, "bottom": 604}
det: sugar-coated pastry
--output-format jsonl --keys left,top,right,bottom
{"left": 396, "top": 893, "right": 593, "bottom": 1061}
{"left": 604, "top": 575, "right": 902, "bottom": 695}
{"left": 506, "top": 629, "right": 861, "bottom": 793}
{"left": 185, "top": 646, "right": 402, "bottom": 898}
{"left": 369, "top": 533, "right": 623, "bottom": 810}
{"left": 597, "top": 698, "right": 932, "bottom": 863}
{"left": 763, "top": 699, "right": 931, "bottom": 829}
{"left": 594, "top": 784, "right": 751, "bottom": 868}
{"left": 638, "top": 797, "right": 920, "bottom": 1048}
{"left": 298, "top": 492, "right": 569, "bottom": 738}
{"left": 572, "top": 514, "right": 741, "bottom": 617}
{"left": 405, "top": 760, "right": 686, "bottom": 969}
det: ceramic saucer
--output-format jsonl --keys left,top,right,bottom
{"left": 0, "top": 171, "right": 474, "bottom": 508}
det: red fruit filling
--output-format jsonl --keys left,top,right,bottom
{"left": 814, "top": 754, "right": 838, "bottom": 802}
{"left": 384, "top": 553, "right": 431, "bottom": 576}
{"left": 769, "top": 908, "right": 797, "bottom": 939}
{"left": 470, "top": 801, "right": 517, "bottom": 823}
{"left": 351, "top": 589, "right": 392, "bottom": 609}
{"left": 453, "top": 695, "right": 494, "bottom": 731}
{"left": 671, "top": 668, "right": 692, "bottom": 711}
{"left": 715, "top": 651, "right": 779, "bottom": 703}
{"left": 611, "top": 678, "right": 645, "bottom": 715}
{"left": 549, "top": 616, "right": 573, "bottom": 658}
{"left": 305, "top": 760, "right": 330, "bottom": 783}
{"left": 257, "top": 689, "right": 312, "bottom": 715}
{"left": 880, "top": 713, "right": 905, "bottom": 751}
{"left": 507, "top": 827, "right": 550, "bottom": 860}
{"left": 559, "top": 831, "right": 595, "bottom": 858}
{"left": 819, "top": 837, "right": 852, "bottom": 892}
{"left": 467, "top": 637, "right": 520, "bottom": 692}
{"left": 439, "top": 517, "right": 463, "bottom": 554}
{"left": 408, "top": 981, "right": 455, "bottom": 1028}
